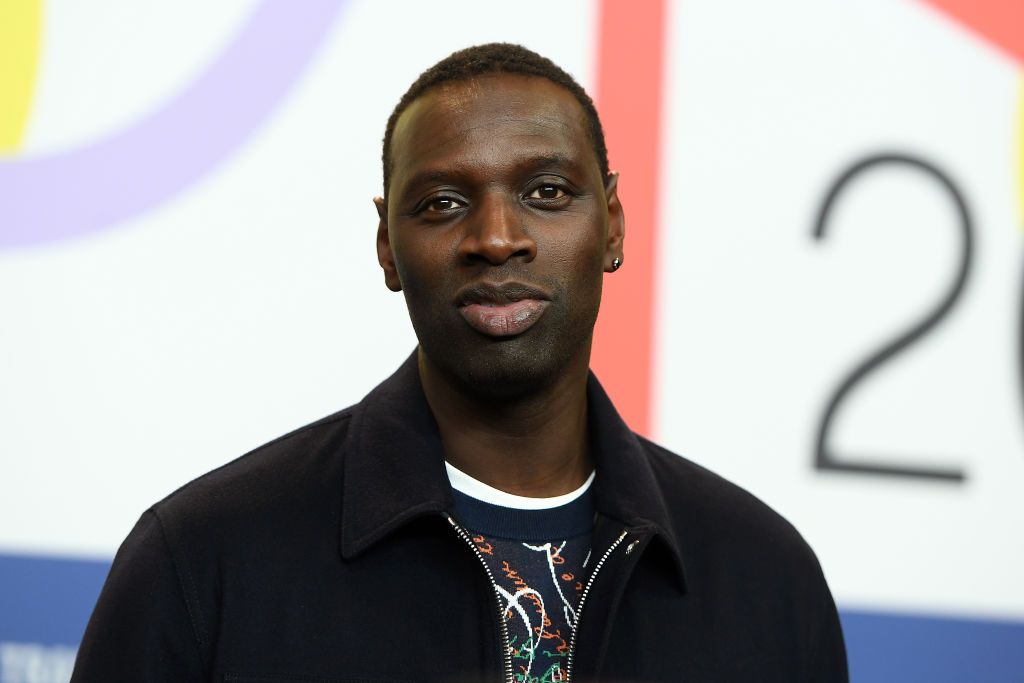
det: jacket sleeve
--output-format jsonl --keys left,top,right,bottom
{"left": 806, "top": 580, "right": 849, "bottom": 682}
{"left": 71, "top": 510, "right": 206, "bottom": 682}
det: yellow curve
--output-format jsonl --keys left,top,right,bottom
{"left": 1018, "top": 75, "right": 1024, "bottom": 233}
{"left": 0, "top": 0, "right": 42, "bottom": 154}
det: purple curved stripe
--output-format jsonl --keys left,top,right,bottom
{"left": 0, "top": 0, "right": 346, "bottom": 247}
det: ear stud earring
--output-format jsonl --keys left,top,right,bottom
{"left": 611, "top": 257, "right": 622, "bottom": 271}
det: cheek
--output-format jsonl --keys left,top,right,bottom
{"left": 544, "top": 234, "right": 606, "bottom": 316}
{"left": 392, "top": 233, "right": 452, "bottom": 288}
{"left": 392, "top": 239, "right": 468, "bottom": 321}
{"left": 548, "top": 228, "right": 607, "bottom": 272}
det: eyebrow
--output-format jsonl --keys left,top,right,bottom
{"left": 518, "top": 153, "right": 577, "bottom": 170}
{"left": 398, "top": 153, "right": 583, "bottom": 195}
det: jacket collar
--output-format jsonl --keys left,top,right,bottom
{"left": 339, "top": 352, "right": 687, "bottom": 590}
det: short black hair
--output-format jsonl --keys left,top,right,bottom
{"left": 381, "top": 42, "right": 609, "bottom": 201}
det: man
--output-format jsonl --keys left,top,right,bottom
{"left": 73, "top": 43, "right": 847, "bottom": 682}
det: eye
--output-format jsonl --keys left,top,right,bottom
{"left": 427, "top": 197, "right": 461, "bottom": 212}
{"left": 421, "top": 196, "right": 465, "bottom": 213}
{"left": 527, "top": 184, "right": 567, "bottom": 200}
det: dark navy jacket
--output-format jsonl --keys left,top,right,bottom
{"left": 72, "top": 354, "right": 848, "bottom": 682}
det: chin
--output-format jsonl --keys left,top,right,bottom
{"left": 418, "top": 328, "right": 574, "bottom": 401}
{"left": 470, "top": 346, "right": 567, "bottom": 399}
{"left": 411, "top": 298, "right": 598, "bottom": 400}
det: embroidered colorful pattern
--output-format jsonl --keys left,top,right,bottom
{"left": 472, "top": 533, "right": 590, "bottom": 683}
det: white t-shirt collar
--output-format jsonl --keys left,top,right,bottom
{"left": 445, "top": 461, "right": 596, "bottom": 511}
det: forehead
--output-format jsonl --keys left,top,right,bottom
{"left": 389, "top": 74, "right": 595, "bottom": 190}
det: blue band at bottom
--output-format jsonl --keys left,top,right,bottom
{"left": 2, "top": 552, "right": 1022, "bottom": 681}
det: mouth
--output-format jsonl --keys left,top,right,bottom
{"left": 455, "top": 282, "right": 552, "bottom": 338}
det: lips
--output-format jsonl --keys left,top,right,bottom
{"left": 455, "top": 283, "right": 551, "bottom": 338}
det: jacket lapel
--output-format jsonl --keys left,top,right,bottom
{"left": 338, "top": 351, "right": 688, "bottom": 596}
{"left": 339, "top": 352, "right": 451, "bottom": 560}
{"left": 587, "top": 372, "right": 688, "bottom": 592}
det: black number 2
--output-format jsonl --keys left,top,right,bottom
{"left": 812, "top": 154, "right": 973, "bottom": 482}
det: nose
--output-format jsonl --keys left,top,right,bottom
{"left": 457, "top": 191, "right": 537, "bottom": 266}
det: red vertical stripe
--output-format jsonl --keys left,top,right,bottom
{"left": 921, "top": 0, "right": 1024, "bottom": 64}
{"left": 591, "top": 0, "right": 668, "bottom": 435}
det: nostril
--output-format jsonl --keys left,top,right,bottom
{"left": 460, "top": 230, "right": 536, "bottom": 266}
{"left": 512, "top": 245, "right": 535, "bottom": 262}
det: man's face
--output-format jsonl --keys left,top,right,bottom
{"left": 376, "top": 74, "right": 624, "bottom": 397}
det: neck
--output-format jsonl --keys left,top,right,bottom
{"left": 418, "top": 348, "right": 593, "bottom": 499}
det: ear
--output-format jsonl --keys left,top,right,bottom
{"left": 374, "top": 197, "right": 403, "bottom": 292}
{"left": 603, "top": 172, "right": 625, "bottom": 272}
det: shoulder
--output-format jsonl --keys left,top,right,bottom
{"left": 148, "top": 406, "right": 356, "bottom": 550}
{"left": 82, "top": 406, "right": 361, "bottom": 671}
{"left": 637, "top": 437, "right": 848, "bottom": 678}
{"left": 637, "top": 436, "right": 824, "bottom": 576}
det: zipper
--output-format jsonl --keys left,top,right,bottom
{"left": 446, "top": 514, "right": 514, "bottom": 683}
{"left": 565, "top": 529, "right": 629, "bottom": 682}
